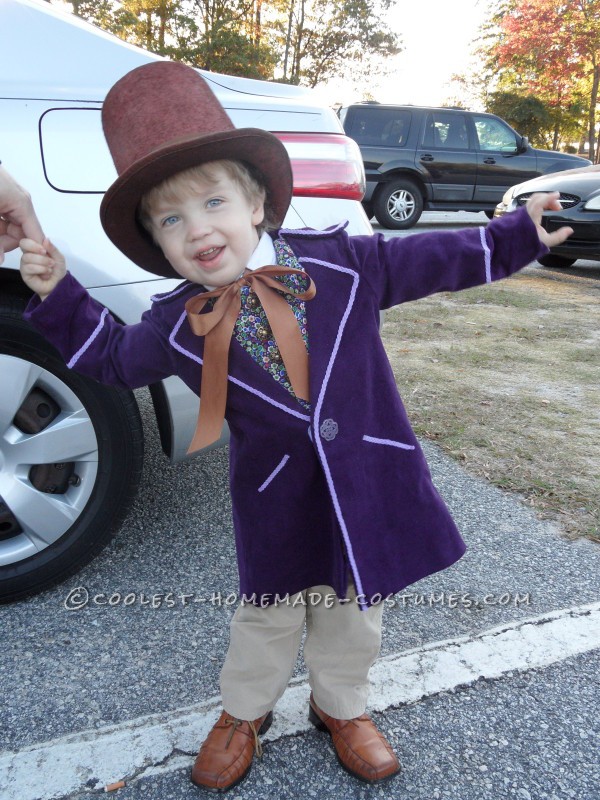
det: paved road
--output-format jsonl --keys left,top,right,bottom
{"left": 1, "top": 214, "right": 599, "bottom": 800}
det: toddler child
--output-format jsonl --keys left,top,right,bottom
{"left": 20, "top": 61, "right": 571, "bottom": 792}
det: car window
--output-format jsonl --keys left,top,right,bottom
{"left": 347, "top": 108, "right": 411, "bottom": 147}
{"left": 474, "top": 116, "right": 518, "bottom": 152}
{"left": 422, "top": 112, "right": 469, "bottom": 150}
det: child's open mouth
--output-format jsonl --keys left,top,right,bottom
{"left": 195, "top": 246, "right": 224, "bottom": 267}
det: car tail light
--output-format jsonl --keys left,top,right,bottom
{"left": 274, "top": 132, "right": 366, "bottom": 200}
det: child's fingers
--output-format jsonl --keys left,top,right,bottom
{"left": 22, "top": 261, "right": 54, "bottom": 276}
{"left": 543, "top": 191, "right": 563, "bottom": 211}
{"left": 21, "top": 252, "right": 57, "bottom": 285}
{"left": 544, "top": 226, "right": 574, "bottom": 247}
{"left": 525, "top": 192, "right": 574, "bottom": 247}
{"left": 526, "top": 191, "right": 562, "bottom": 219}
{"left": 20, "top": 237, "right": 48, "bottom": 255}
{"left": 21, "top": 252, "right": 53, "bottom": 270}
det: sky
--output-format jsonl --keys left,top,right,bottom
{"left": 317, "top": 0, "right": 489, "bottom": 109}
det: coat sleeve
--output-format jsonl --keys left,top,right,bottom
{"left": 347, "top": 206, "right": 548, "bottom": 310}
{"left": 23, "top": 271, "right": 177, "bottom": 389}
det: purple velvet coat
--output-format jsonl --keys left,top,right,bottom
{"left": 25, "top": 207, "right": 546, "bottom": 606}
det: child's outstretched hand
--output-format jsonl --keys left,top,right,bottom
{"left": 525, "top": 192, "right": 573, "bottom": 248}
{"left": 20, "top": 237, "right": 66, "bottom": 300}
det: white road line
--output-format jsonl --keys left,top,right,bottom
{"left": 2, "top": 601, "right": 600, "bottom": 800}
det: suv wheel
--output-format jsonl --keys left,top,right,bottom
{"left": 0, "top": 295, "right": 144, "bottom": 602}
{"left": 537, "top": 254, "right": 577, "bottom": 269}
{"left": 374, "top": 179, "right": 423, "bottom": 229}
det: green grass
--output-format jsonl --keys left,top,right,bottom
{"left": 381, "top": 272, "right": 600, "bottom": 541}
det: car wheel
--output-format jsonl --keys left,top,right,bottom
{"left": 537, "top": 254, "right": 577, "bottom": 269}
{"left": 0, "top": 295, "right": 144, "bottom": 602}
{"left": 374, "top": 179, "right": 424, "bottom": 229}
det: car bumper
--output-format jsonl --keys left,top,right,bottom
{"left": 494, "top": 202, "right": 600, "bottom": 262}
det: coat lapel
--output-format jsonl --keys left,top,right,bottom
{"left": 301, "top": 256, "right": 359, "bottom": 409}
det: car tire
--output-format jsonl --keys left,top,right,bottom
{"left": 0, "top": 294, "right": 144, "bottom": 603}
{"left": 374, "top": 179, "right": 423, "bottom": 229}
{"left": 537, "top": 254, "right": 577, "bottom": 269}
{"left": 362, "top": 200, "right": 374, "bottom": 220}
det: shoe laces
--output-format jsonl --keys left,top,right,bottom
{"left": 223, "top": 717, "right": 264, "bottom": 757}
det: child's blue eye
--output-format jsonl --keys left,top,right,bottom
{"left": 207, "top": 198, "right": 222, "bottom": 209}
{"left": 162, "top": 215, "right": 179, "bottom": 227}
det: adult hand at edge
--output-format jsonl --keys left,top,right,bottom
{"left": 0, "top": 165, "right": 45, "bottom": 264}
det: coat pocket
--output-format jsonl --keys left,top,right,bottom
{"left": 257, "top": 454, "right": 291, "bottom": 493}
{"left": 362, "top": 435, "right": 415, "bottom": 451}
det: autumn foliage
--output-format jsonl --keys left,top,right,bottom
{"left": 484, "top": 0, "right": 600, "bottom": 161}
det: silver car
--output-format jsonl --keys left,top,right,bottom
{"left": 494, "top": 165, "right": 600, "bottom": 268}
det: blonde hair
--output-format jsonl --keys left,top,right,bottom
{"left": 138, "top": 160, "right": 277, "bottom": 237}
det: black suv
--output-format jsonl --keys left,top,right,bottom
{"left": 339, "top": 103, "right": 591, "bottom": 229}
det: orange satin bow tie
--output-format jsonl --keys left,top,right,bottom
{"left": 184, "top": 265, "right": 316, "bottom": 453}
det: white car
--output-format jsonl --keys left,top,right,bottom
{"left": 0, "top": 0, "right": 370, "bottom": 601}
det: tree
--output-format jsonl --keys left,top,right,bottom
{"left": 566, "top": 0, "right": 600, "bottom": 162}
{"left": 67, "top": 0, "right": 181, "bottom": 52}
{"left": 63, "top": 0, "right": 278, "bottom": 77}
{"left": 481, "top": 0, "right": 600, "bottom": 160}
{"left": 59, "top": 0, "right": 399, "bottom": 88}
{"left": 276, "top": 0, "right": 400, "bottom": 87}
{"left": 486, "top": 91, "right": 551, "bottom": 144}
{"left": 187, "top": 0, "right": 277, "bottom": 76}
{"left": 67, "top": 0, "right": 141, "bottom": 41}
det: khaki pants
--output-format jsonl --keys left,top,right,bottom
{"left": 220, "top": 583, "right": 384, "bottom": 721}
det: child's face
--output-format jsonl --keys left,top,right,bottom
{"left": 148, "top": 166, "right": 265, "bottom": 286}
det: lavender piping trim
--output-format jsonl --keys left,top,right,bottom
{"left": 300, "top": 255, "right": 367, "bottom": 608}
{"left": 479, "top": 227, "right": 492, "bottom": 284}
{"left": 169, "top": 313, "right": 311, "bottom": 422}
{"left": 257, "top": 454, "right": 290, "bottom": 493}
{"left": 151, "top": 283, "right": 192, "bottom": 303}
{"left": 279, "top": 221, "right": 349, "bottom": 237}
{"left": 226, "top": 377, "right": 311, "bottom": 421}
{"left": 67, "top": 308, "right": 109, "bottom": 369}
{"left": 362, "top": 435, "right": 415, "bottom": 450}
{"left": 169, "top": 311, "right": 201, "bottom": 363}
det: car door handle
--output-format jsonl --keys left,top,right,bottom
{"left": 483, "top": 157, "right": 496, "bottom": 164}
{"left": 420, "top": 154, "right": 434, "bottom": 162}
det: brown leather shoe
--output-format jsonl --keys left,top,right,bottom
{"left": 191, "top": 709, "right": 273, "bottom": 792}
{"left": 309, "top": 694, "right": 400, "bottom": 783}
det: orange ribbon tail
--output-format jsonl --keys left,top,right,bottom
{"left": 184, "top": 265, "right": 315, "bottom": 453}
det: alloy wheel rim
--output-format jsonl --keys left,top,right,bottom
{"left": 388, "top": 189, "right": 415, "bottom": 221}
{"left": 0, "top": 354, "right": 99, "bottom": 566}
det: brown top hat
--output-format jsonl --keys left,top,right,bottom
{"left": 100, "top": 61, "right": 293, "bottom": 278}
